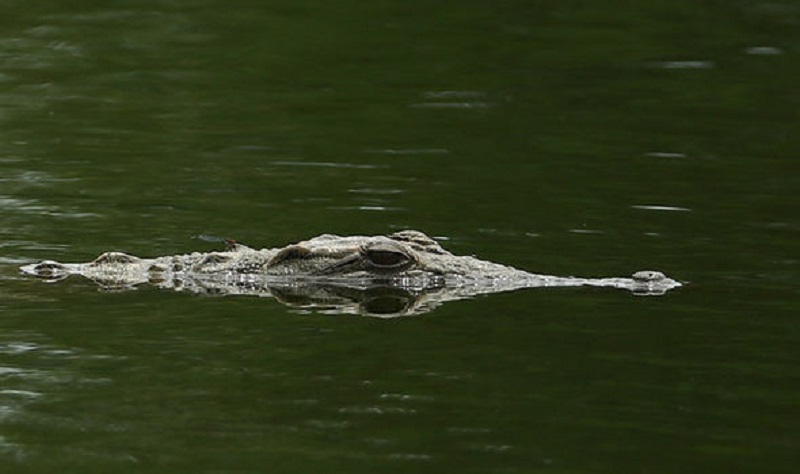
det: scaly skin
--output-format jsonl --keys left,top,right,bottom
{"left": 19, "top": 230, "right": 682, "bottom": 316}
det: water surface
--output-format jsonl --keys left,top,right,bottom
{"left": 1, "top": 1, "right": 798, "bottom": 472}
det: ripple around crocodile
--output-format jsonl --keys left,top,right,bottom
{"left": 19, "top": 230, "right": 682, "bottom": 317}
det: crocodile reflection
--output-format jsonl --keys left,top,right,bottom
{"left": 20, "top": 230, "right": 682, "bottom": 316}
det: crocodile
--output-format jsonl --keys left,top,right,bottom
{"left": 19, "top": 230, "right": 681, "bottom": 316}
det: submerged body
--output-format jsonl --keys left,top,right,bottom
{"left": 20, "top": 230, "right": 681, "bottom": 316}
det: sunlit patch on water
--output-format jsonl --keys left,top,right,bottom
{"left": 0, "top": 196, "right": 56, "bottom": 214}
{"left": 632, "top": 205, "right": 692, "bottom": 212}
{"left": 467, "top": 443, "right": 513, "bottom": 453}
{"left": 648, "top": 60, "right": 715, "bottom": 69}
{"left": 446, "top": 426, "right": 493, "bottom": 434}
{"left": 271, "top": 160, "right": 386, "bottom": 170}
{"left": 744, "top": 46, "right": 783, "bottom": 55}
{"left": 0, "top": 434, "right": 25, "bottom": 462}
{"left": 410, "top": 101, "right": 492, "bottom": 109}
{"left": 477, "top": 228, "right": 524, "bottom": 237}
{"left": 0, "top": 338, "right": 121, "bottom": 466}
{"left": 0, "top": 36, "right": 64, "bottom": 70}
{"left": 337, "top": 405, "right": 418, "bottom": 415}
{"left": 379, "top": 393, "right": 435, "bottom": 402}
{"left": 568, "top": 228, "right": 604, "bottom": 234}
{"left": 0, "top": 389, "right": 42, "bottom": 399}
{"left": 644, "top": 151, "right": 688, "bottom": 159}
{"left": 363, "top": 148, "right": 449, "bottom": 155}
{"left": 0, "top": 170, "right": 73, "bottom": 184}
{"left": 406, "top": 369, "right": 473, "bottom": 381}
{"left": 347, "top": 188, "right": 406, "bottom": 195}
{"left": 305, "top": 419, "right": 351, "bottom": 430}
{"left": 409, "top": 90, "right": 493, "bottom": 109}
{"left": 423, "top": 90, "right": 484, "bottom": 99}
{"left": 0, "top": 241, "right": 70, "bottom": 263}
{"left": 0, "top": 156, "right": 24, "bottom": 164}
{"left": 0, "top": 196, "right": 100, "bottom": 219}
{"left": 0, "top": 367, "right": 26, "bottom": 376}
{"left": 388, "top": 453, "right": 433, "bottom": 461}
{"left": 327, "top": 205, "right": 404, "bottom": 212}
{"left": 0, "top": 342, "right": 39, "bottom": 355}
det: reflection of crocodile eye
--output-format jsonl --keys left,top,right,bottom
{"left": 364, "top": 244, "right": 412, "bottom": 269}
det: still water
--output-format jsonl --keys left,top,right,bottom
{"left": 1, "top": 1, "right": 798, "bottom": 472}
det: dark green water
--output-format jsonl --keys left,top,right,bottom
{"left": 1, "top": 1, "right": 798, "bottom": 472}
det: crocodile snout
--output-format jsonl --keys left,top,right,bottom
{"left": 20, "top": 260, "right": 69, "bottom": 279}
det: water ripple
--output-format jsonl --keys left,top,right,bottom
{"left": 327, "top": 205, "right": 404, "bottom": 212}
{"left": 338, "top": 405, "right": 418, "bottom": 415}
{"left": 410, "top": 90, "right": 493, "bottom": 109}
{"left": 379, "top": 393, "right": 434, "bottom": 402}
{"left": 644, "top": 151, "right": 688, "bottom": 159}
{"left": 648, "top": 60, "right": 715, "bottom": 69}
{"left": 364, "top": 148, "right": 449, "bottom": 155}
{"left": 271, "top": 160, "right": 386, "bottom": 169}
{"left": 388, "top": 453, "right": 433, "bottom": 461}
{"left": 744, "top": 46, "right": 783, "bottom": 55}
{"left": 347, "top": 188, "right": 406, "bottom": 195}
{"left": 423, "top": 90, "right": 484, "bottom": 99}
{"left": 0, "top": 196, "right": 100, "bottom": 219}
{"left": 409, "top": 101, "right": 492, "bottom": 109}
{"left": 632, "top": 205, "right": 692, "bottom": 212}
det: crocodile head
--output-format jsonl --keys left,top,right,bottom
{"left": 261, "top": 230, "right": 454, "bottom": 280}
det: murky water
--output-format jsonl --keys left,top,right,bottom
{"left": 1, "top": 1, "right": 798, "bottom": 472}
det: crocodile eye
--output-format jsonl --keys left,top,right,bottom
{"left": 364, "top": 243, "right": 413, "bottom": 270}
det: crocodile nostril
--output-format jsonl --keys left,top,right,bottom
{"left": 36, "top": 261, "right": 66, "bottom": 275}
{"left": 19, "top": 260, "right": 68, "bottom": 279}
